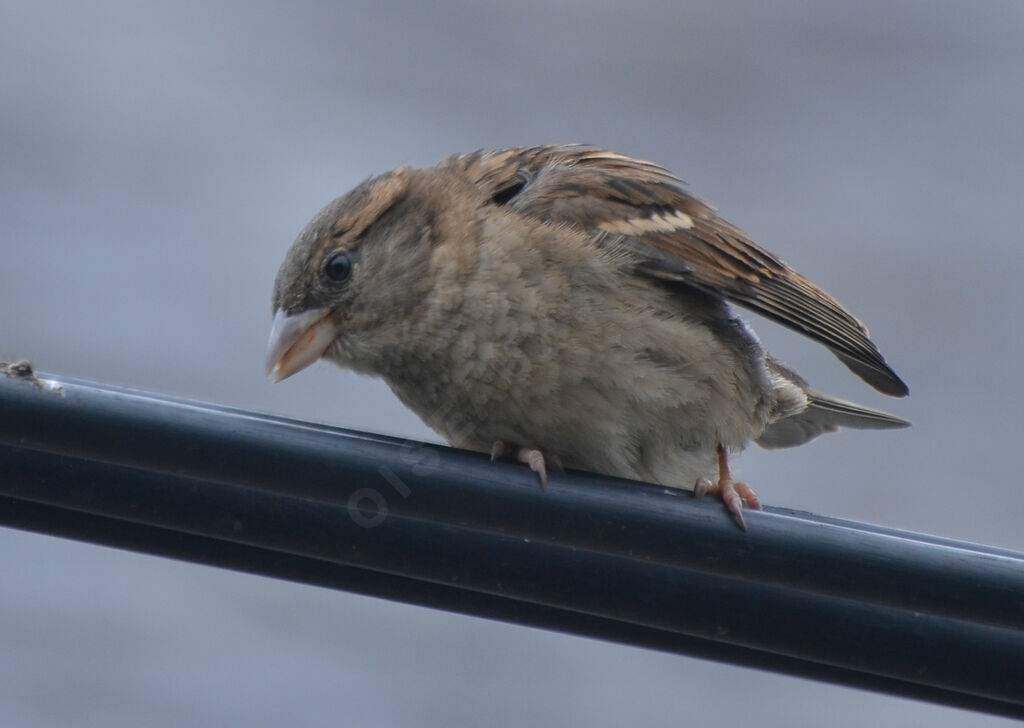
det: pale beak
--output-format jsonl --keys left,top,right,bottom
{"left": 265, "top": 308, "right": 341, "bottom": 383}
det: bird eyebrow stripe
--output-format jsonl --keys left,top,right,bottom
{"left": 323, "top": 171, "right": 410, "bottom": 253}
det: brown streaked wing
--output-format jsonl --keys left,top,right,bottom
{"left": 454, "top": 145, "right": 908, "bottom": 397}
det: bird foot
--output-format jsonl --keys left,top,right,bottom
{"left": 490, "top": 440, "right": 563, "bottom": 489}
{"left": 693, "top": 446, "right": 762, "bottom": 530}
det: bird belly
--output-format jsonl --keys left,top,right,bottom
{"left": 384, "top": 312, "right": 771, "bottom": 491}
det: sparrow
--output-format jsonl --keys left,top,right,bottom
{"left": 266, "top": 145, "right": 909, "bottom": 529}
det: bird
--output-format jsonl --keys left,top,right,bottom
{"left": 266, "top": 145, "right": 909, "bottom": 529}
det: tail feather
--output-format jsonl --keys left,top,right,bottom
{"left": 757, "top": 390, "right": 910, "bottom": 450}
{"left": 805, "top": 392, "right": 910, "bottom": 429}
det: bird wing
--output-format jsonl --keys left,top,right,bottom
{"left": 453, "top": 145, "right": 908, "bottom": 397}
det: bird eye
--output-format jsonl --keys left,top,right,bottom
{"left": 323, "top": 252, "right": 352, "bottom": 283}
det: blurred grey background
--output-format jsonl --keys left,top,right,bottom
{"left": 2, "top": 1, "right": 1022, "bottom": 725}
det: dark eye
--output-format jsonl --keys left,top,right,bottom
{"left": 323, "top": 252, "right": 352, "bottom": 283}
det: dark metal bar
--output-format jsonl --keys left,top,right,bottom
{"left": 2, "top": 372, "right": 1022, "bottom": 624}
{"left": 2, "top": 496, "right": 1021, "bottom": 720}
{"left": 4, "top": 496, "right": 1021, "bottom": 720}
{"left": 1, "top": 370, "right": 1023, "bottom": 717}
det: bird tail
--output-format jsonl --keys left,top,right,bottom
{"left": 757, "top": 390, "right": 910, "bottom": 449}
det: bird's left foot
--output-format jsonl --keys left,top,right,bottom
{"left": 490, "top": 440, "right": 563, "bottom": 489}
{"left": 693, "top": 445, "right": 762, "bottom": 530}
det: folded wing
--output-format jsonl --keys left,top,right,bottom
{"left": 456, "top": 145, "right": 908, "bottom": 397}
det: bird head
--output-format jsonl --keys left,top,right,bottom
{"left": 265, "top": 167, "right": 446, "bottom": 382}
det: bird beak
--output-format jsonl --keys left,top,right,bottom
{"left": 265, "top": 308, "right": 340, "bottom": 383}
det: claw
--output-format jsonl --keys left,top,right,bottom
{"left": 718, "top": 478, "right": 748, "bottom": 531}
{"left": 692, "top": 445, "right": 761, "bottom": 530}
{"left": 517, "top": 448, "right": 549, "bottom": 489}
{"left": 734, "top": 481, "right": 762, "bottom": 511}
{"left": 490, "top": 440, "right": 509, "bottom": 462}
{"left": 489, "top": 441, "right": 561, "bottom": 490}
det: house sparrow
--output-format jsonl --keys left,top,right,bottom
{"left": 266, "top": 145, "right": 908, "bottom": 529}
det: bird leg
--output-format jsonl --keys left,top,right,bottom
{"left": 693, "top": 445, "right": 762, "bottom": 530}
{"left": 490, "top": 440, "right": 563, "bottom": 489}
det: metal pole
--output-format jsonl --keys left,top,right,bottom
{"left": 1, "top": 369, "right": 1023, "bottom": 717}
